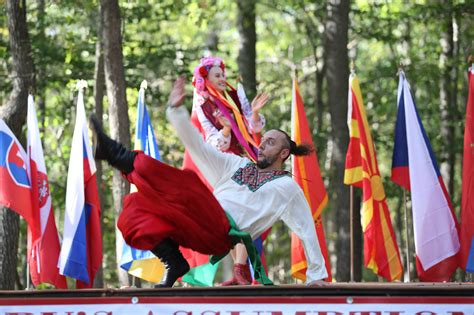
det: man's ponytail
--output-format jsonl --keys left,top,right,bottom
{"left": 289, "top": 139, "right": 314, "bottom": 156}
{"left": 277, "top": 129, "right": 314, "bottom": 161}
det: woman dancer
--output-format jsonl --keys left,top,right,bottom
{"left": 184, "top": 56, "right": 269, "bottom": 286}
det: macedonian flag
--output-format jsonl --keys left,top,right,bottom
{"left": 344, "top": 73, "right": 403, "bottom": 281}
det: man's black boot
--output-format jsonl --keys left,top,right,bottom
{"left": 151, "top": 238, "right": 190, "bottom": 288}
{"left": 89, "top": 114, "right": 137, "bottom": 174}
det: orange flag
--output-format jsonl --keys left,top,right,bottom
{"left": 344, "top": 73, "right": 403, "bottom": 281}
{"left": 290, "top": 78, "right": 332, "bottom": 282}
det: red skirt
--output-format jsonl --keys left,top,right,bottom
{"left": 117, "top": 153, "right": 233, "bottom": 256}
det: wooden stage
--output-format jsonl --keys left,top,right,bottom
{"left": 1, "top": 283, "right": 473, "bottom": 314}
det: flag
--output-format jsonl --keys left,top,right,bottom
{"left": 391, "top": 71, "right": 460, "bottom": 281}
{"left": 0, "top": 120, "right": 33, "bottom": 224}
{"left": 344, "top": 74, "right": 403, "bottom": 281}
{"left": 119, "top": 82, "right": 166, "bottom": 283}
{"left": 26, "top": 95, "right": 67, "bottom": 288}
{"left": 181, "top": 249, "right": 219, "bottom": 286}
{"left": 460, "top": 66, "right": 474, "bottom": 272}
{"left": 290, "top": 78, "right": 332, "bottom": 282}
{"left": 58, "top": 84, "right": 102, "bottom": 288}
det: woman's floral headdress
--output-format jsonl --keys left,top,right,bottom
{"left": 192, "top": 56, "right": 226, "bottom": 95}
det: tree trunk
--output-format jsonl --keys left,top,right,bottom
{"left": 324, "top": 0, "right": 350, "bottom": 282}
{"left": 439, "top": 4, "right": 456, "bottom": 197}
{"left": 236, "top": 0, "right": 257, "bottom": 101}
{"left": 100, "top": 0, "right": 131, "bottom": 287}
{"left": 36, "top": 0, "right": 46, "bottom": 133}
{"left": 0, "top": 0, "right": 35, "bottom": 290}
{"left": 316, "top": 62, "right": 326, "bottom": 136}
{"left": 205, "top": 30, "right": 219, "bottom": 53}
{"left": 92, "top": 7, "right": 106, "bottom": 288}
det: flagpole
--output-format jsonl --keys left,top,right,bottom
{"left": 350, "top": 185, "right": 354, "bottom": 282}
{"left": 26, "top": 93, "right": 32, "bottom": 291}
{"left": 26, "top": 254, "right": 30, "bottom": 290}
{"left": 465, "top": 56, "right": 473, "bottom": 283}
{"left": 349, "top": 60, "right": 355, "bottom": 283}
{"left": 128, "top": 80, "right": 148, "bottom": 289}
{"left": 397, "top": 63, "right": 411, "bottom": 283}
{"left": 402, "top": 189, "right": 411, "bottom": 282}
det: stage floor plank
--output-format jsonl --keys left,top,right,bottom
{"left": 1, "top": 282, "right": 473, "bottom": 298}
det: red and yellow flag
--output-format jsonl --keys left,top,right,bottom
{"left": 290, "top": 78, "right": 332, "bottom": 282}
{"left": 344, "top": 73, "right": 402, "bottom": 281}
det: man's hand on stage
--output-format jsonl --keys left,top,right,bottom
{"left": 306, "top": 280, "right": 329, "bottom": 287}
{"left": 168, "top": 75, "right": 186, "bottom": 108}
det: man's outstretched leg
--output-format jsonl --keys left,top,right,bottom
{"left": 89, "top": 115, "right": 191, "bottom": 288}
{"left": 151, "top": 238, "right": 190, "bottom": 288}
{"left": 89, "top": 114, "right": 136, "bottom": 174}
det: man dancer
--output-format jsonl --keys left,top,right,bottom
{"left": 90, "top": 76, "right": 327, "bottom": 287}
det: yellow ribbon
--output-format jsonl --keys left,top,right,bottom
{"left": 206, "top": 83, "right": 259, "bottom": 149}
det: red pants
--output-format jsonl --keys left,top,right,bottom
{"left": 117, "top": 153, "right": 233, "bottom": 256}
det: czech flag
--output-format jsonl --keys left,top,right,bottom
{"left": 391, "top": 71, "right": 459, "bottom": 281}
{"left": 58, "top": 85, "right": 102, "bottom": 288}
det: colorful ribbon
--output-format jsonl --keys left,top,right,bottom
{"left": 210, "top": 212, "right": 273, "bottom": 285}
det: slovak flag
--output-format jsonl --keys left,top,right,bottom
{"left": 58, "top": 86, "right": 102, "bottom": 288}
{"left": 0, "top": 119, "right": 33, "bottom": 227}
{"left": 391, "top": 71, "right": 460, "bottom": 281}
{"left": 27, "top": 95, "right": 67, "bottom": 288}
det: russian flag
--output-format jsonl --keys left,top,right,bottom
{"left": 391, "top": 72, "right": 460, "bottom": 281}
{"left": 27, "top": 95, "right": 67, "bottom": 288}
{"left": 58, "top": 85, "right": 102, "bottom": 288}
{"left": 119, "top": 81, "right": 165, "bottom": 283}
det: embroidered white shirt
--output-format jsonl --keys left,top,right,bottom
{"left": 167, "top": 106, "right": 328, "bottom": 283}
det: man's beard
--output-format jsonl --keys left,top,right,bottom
{"left": 256, "top": 156, "right": 274, "bottom": 169}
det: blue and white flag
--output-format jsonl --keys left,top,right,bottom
{"left": 119, "top": 81, "right": 165, "bottom": 283}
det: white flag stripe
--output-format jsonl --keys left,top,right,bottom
{"left": 401, "top": 74, "right": 460, "bottom": 270}
{"left": 27, "top": 96, "right": 52, "bottom": 235}
{"left": 347, "top": 74, "right": 354, "bottom": 128}
{"left": 136, "top": 88, "right": 145, "bottom": 141}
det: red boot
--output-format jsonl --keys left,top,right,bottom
{"left": 221, "top": 263, "right": 252, "bottom": 286}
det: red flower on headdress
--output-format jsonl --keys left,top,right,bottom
{"left": 199, "top": 66, "right": 208, "bottom": 77}
{"left": 193, "top": 56, "right": 226, "bottom": 94}
{"left": 219, "top": 61, "right": 225, "bottom": 71}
